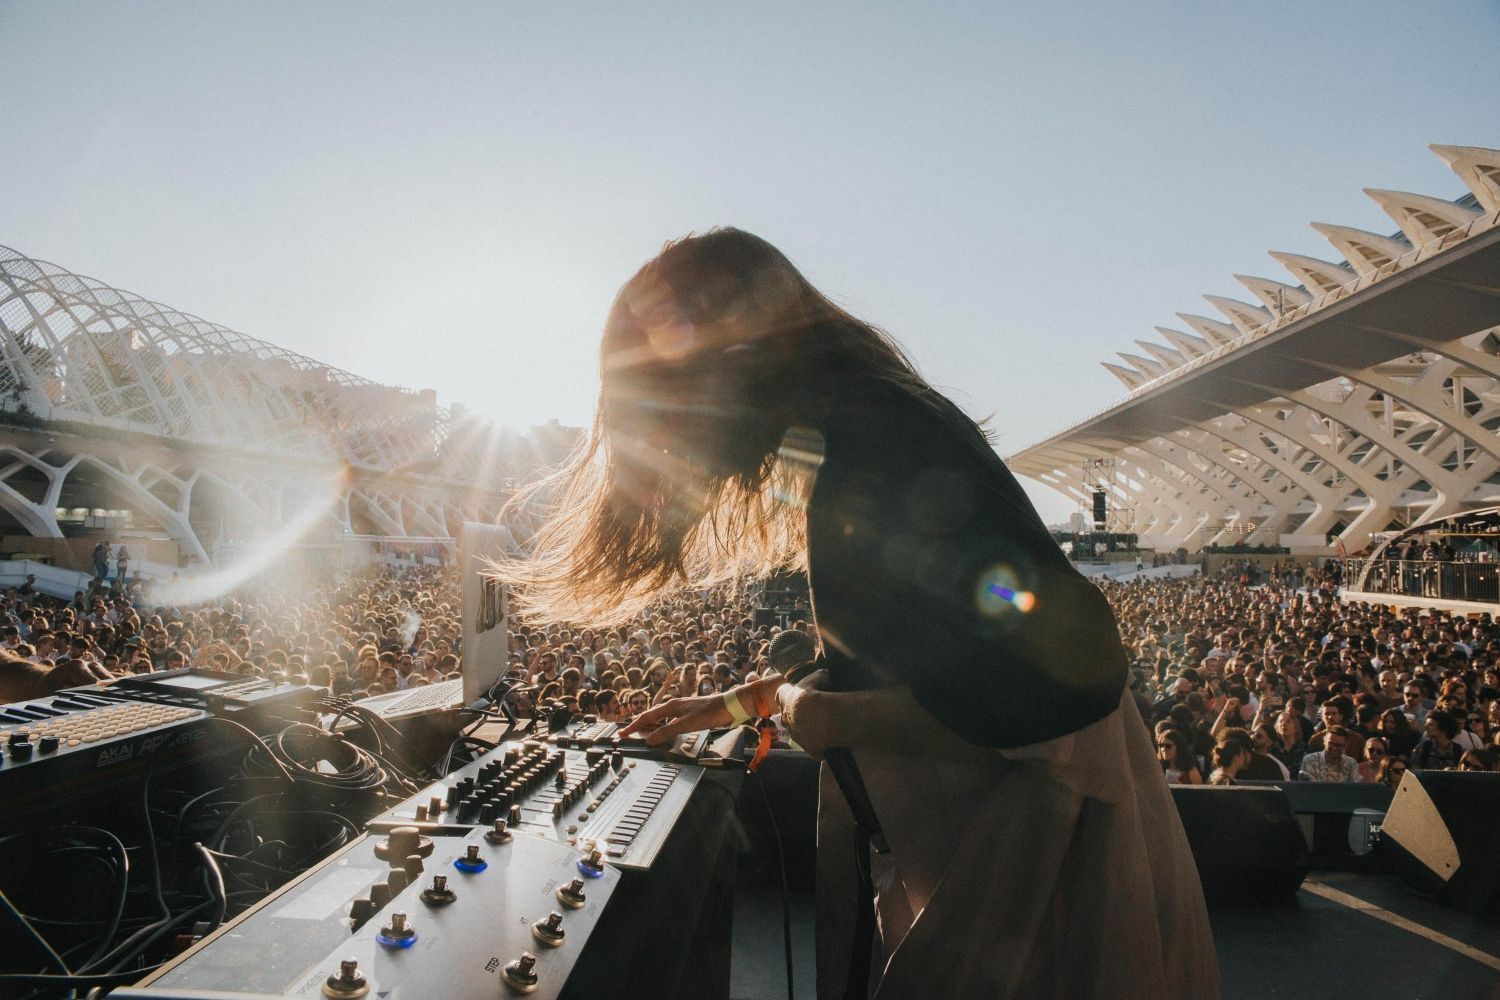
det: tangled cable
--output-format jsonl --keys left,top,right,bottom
{"left": 241, "top": 723, "right": 401, "bottom": 792}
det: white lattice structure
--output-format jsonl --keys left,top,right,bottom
{"left": 0, "top": 246, "right": 557, "bottom": 567}
{"left": 1011, "top": 143, "right": 1500, "bottom": 555}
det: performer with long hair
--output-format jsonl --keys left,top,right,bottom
{"left": 504, "top": 228, "right": 1219, "bottom": 998}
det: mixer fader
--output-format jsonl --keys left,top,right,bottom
{"left": 367, "top": 737, "right": 703, "bottom": 870}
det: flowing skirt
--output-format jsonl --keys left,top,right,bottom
{"left": 815, "top": 691, "right": 1220, "bottom": 999}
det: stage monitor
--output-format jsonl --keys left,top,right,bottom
{"left": 460, "top": 521, "right": 518, "bottom": 707}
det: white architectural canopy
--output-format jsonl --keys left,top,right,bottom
{"left": 0, "top": 247, "right": 566, "bottom": 566}
{"left": 0, "top": 245, "right": 449, "bottom": 473}
{"left": 1010, "top": 143, "right": 1500, "bottom": 554}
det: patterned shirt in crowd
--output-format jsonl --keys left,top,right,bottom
{"left": 1298, "top": 751, "right": 1358, "bottom": 782}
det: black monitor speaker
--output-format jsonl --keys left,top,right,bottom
{"left": 1092, "top": 489, "right": 1108, "bottom": 528}
{"left": 1379, "top": 770, "right": 1500, "bottom": 911}
{"left": 1170, "top": 785, "right": 1308, "bottom": 901}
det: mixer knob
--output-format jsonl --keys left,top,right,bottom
{"left": 611, "top": 751, "right": 624, "bottom": 771}
{"left": 509, "top": 803, "right": 524, "bottom": 826}
{"left": 454, "top": 843, "right": 488, "bottom": 873}
{"left": 8, "top": 730, "right": 30, "bottom": 746}
{"left": 387, "top": 869, "right": 410, "bottom": 894}
{"left": 321, "top": 958, "right": 371, "bottom": 999}
{"left": 369, "top": 882, "right": 392, "bottom": 908}
{"left": 531, "top": 910, "right": 565, "bottom": 947}
{"left": 577, "top": 848, "right": 605, "bottom": 878}
{"left": 554, "top": 769, "right": 567, "bottom": 788}
{"left": 420, "top": 874, "right": 457, "bottom": 906}
{"left": 9, "top": 739, "right": 32, "bottom": 760}
{"left": 501, "top": 951, "right": 539, "bottom": 993}
{"left": 585, "top": 748, "right": 605, "bottom": 766}
{"left": 555, "top": 878, "right": 587, "bottom": 909}
{"left": 457, "top": 798, "right": 478, "bottom": 823}
{"left": 402, "top": 854, "right": 425, "bottom": 880}
{"left": 485, "top": 819, "right": 513, "bottom": 845}
{"left": 374, "top": 826, "right": 433, "bottom": 862}
{"left": 348, "top": 898, "right": 375, "bottom": 927}
{"left": 479, "top": 802, "right": 497, "bottom": 824}
{"left": 375, "top": 911, "right": 417, "bottom": 949}
{"left": 414, "top": 805, "right": 428, "bottom": 822}
{"left": 37, "top": 734, "right": 59, "bottom": 754}
{"left": 446, "top": 785, "right": 462, "bottom": 807}
{"left": 429, "top": 794, "right": 444, "bottom": 815}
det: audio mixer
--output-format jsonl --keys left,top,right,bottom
{"left": 366, "top": 736, "right": 703, "bottom": 870}
{"left": 117, "top": 829, "right": 620, "bottom": 1000}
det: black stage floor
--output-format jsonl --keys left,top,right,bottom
{"left": 729, "top": 873, "right": 1500, "bottom": 1000}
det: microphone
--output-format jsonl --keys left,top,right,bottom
{"left": 767, "top": 630, "right": 890, "bottom": 855}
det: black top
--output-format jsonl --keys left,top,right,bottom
{"left": 806, "top": 380, "right": 1127, "bottom": 749}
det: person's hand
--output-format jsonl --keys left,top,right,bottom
{"left": 621, "top": 676, "right": 783, "bottom": 747}
{"left": 621, "top": 692, "right": 731, "bottom": 747}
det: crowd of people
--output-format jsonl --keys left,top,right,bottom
{"left": 0, "top": 564, "right": 463, "bottom": 704}
{"left": 3, "top": 556, "right": 1499, "bottom": 791}
{"left": 1105, "top": 574, "right": 1500, "bottom": 785}
{"left": 0, "top": 561, "right": 808, "bottom": 720}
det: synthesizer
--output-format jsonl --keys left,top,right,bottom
{"left": 117, "top": 829, "right": 620, "bottom": 1000}
{"left": 107, "top": 667, "right": 325, "bottom": 724}
{"left": 366, "top": 736, "right": 703, "bottom": 871}
{"left": 0, "top": 669, "right": 319, "bottom": 814}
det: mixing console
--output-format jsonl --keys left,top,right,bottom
{"left": 117, "top": 830, "right": 620, "bottom": 999}
{"left": 367, "top": 737, "right": 702, "bottom": 870}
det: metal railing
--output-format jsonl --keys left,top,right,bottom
{"left": 1350, "top": 558, "right": 1500, "bottom": 604}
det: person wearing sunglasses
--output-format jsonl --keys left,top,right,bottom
{"left": 1457, "top": 747, "right": 1498, "bottom": 771}
{"left": 1400, "top": 683, "right": 1431, "bottom": 725}
{"left": 1357, "top": 737, "right": 1389, "bottom": 782}
{"left": 1375, "top": 755, "right": 1409, "bottom": 787}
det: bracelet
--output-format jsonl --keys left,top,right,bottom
{"left": 723, "top": 689, "right": 752, "bottom": 724}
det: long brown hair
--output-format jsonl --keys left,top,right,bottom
{"left": 499, "top": 228, "right": 962, "bottom": 627}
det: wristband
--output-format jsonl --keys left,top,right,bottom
{"left": 723, "top": 689, "right": 752, "bottom": 724}
{"left": 753, "top": 684, "right": 777, "bottom": 719}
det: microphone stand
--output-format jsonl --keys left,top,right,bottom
{"left": 783, "top": 661, "right": 885, "bottom": 1000}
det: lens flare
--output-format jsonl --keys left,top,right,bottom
{"left": 152, "top": 469, "right": 349, "bottom": 606}
{"left": 976, "top": 563, "right": 1036, "bottom": 619}
{"left": 771, "top": 426, "right": 825, "bottom": 510}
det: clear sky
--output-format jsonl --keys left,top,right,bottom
{"left": 3, "top": 1, "right": 1497, "bottom": 524}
